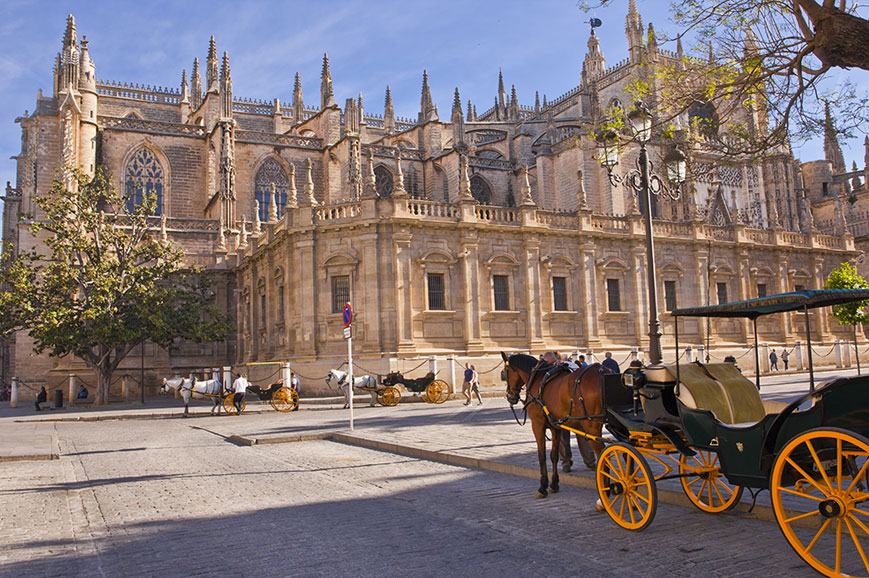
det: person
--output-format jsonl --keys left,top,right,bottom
{"left": 769, "top": 349, "right": 779, "bottom": 371}
{"left": 470, "top": 365, "right": 483, "bottom": 406}
{"left": 781, "top": 348, "right": 789, "bottom": 371}
{"left": 462, "top": 363, "right": 474, "bottom": 406}
{"left": 540, "top": 352, "right": 596, "bottom": 472}
{"left": 578, "top": 354, "right": 588, "bottom": 368}
{"left": 0, "top": 384, "right": 9, "bottom": 401}
{"left": 35, "top": 386, "right": 47, "bottom": 411}
{"left": 290, "top": 372, "right": 300, "bottom": 393}
{"left": 77, "top": 385, "right": 88, "bottom": 399}
{"left": 602, "top": 351, "right": 620, "bottom": 374}
{"left": 232, "top": 372, "right": 248, "bottom": 415}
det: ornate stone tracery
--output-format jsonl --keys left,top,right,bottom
{"left": 125, "top": 146, "right": 164, "bottom": 215}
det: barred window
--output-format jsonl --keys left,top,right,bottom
{"left": 427, "top": 273, "right": 445, "bottom": 310}
{"left": 717, "top": 282, "right": 728, "bottom": 305}
{"left": 757, "top": 283, "right": 767, "bottom": 298}
{"left": 493, "top": 275, "right": 510, "bottom": 311}
{"left": 260, "top": 292, "right": 266, "bottom": 327}
{"left": 552, "top": 277, "right": 568, "bottom": 311}
{"left": 277, "top": 285, "right": 285, "bottom": 321}
{"left": 664, "top": 280, "right": 677, "bottom": 312}
{"left": 607, "top": 279, "right": 621, "bottom": 312}
{"left": 332, "top": 276, "right": 350, "bottom": 314}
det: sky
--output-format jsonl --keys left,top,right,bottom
{"left": 0, "top": 0, "right": 866, "bottom": 226}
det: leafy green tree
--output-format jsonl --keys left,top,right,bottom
{"left": 824, "top": 262, "right": 869, "bottom": 374}
{"left": 0, "top": 168, "right": 232, "bottom": 404}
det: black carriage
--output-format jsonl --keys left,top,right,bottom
{"left": 381, "top": 371, "right": 450, "bottom": 404}
{"left": 572, "top": 289, "right": 869, "bottom": 577}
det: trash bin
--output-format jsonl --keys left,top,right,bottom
{"left": 54, "top": 389, "right": 63, "bottom": 408}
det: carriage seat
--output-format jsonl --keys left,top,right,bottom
{"left": 654, "top": 363, "right": 766, "bottom": 426}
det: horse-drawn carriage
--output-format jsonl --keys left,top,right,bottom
{"left": 504, "top": 289, "right": 869, "bottom": 577}
{"left": 381, "top": 371, "right": 450, "bottom": 404}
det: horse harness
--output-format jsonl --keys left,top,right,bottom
{"left": 521, "top": 362, "right": 607, "bottom": 431}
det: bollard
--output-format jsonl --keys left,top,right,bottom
{"left": 429, "top": 356, "right": 437, "bottom": 378}
{"left": 697, "top": 345, "right": 705, "bottom": 364}
{"left": 10, "top": 376, "right": 18, "bottom": 408}
{"left": 281, "top": 362, "right": 291, "bottom": 389}
{"left": 68, "top": 374, "right": 77, "bottom": 408}
{"left": 586, "top": 349, "right": 594, "bottom": 365}
{"left": 54, "top": 389, "right": 63, "bottom": 408}
{"left": 795, "top": 340, "right": 804, "bottom": 371}
{"left": 685, "top": 345, "right": 693, "bottom": 363}
{"left": 762, "top": 343, "right": 770, "bottom": 372}
{"left": 223, "top": 366, "right": 232, "bottom": 393}
{"left": 835, "top": 339, "right": 843, "bottom": 368}
{"left": 631, "top": 347, "right": 639, "bottom": 362}
{"left": 212, "top": 367, "right": 220, "bottom": 383}
{"left": 844, "top": 340, "right": 852, "bottom": 367}
{"left": 122, "top": 374, "right": 130, "bottom": 398}
{"left": 448, "top": 355, "right": 456, "bottom": 393}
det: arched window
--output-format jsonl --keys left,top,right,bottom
{"left": 374, "top": 166, "right": 393, "bottom": 198}
{"left": 688, "top": 100, "right": 718, "bottom": 138}
{"left": 255, "top": 158, "right": 289, "bottom": 222}
{"left": 125, "top": 147, "right": 164, "bottom": 216}
{"left": 405, "top": 166, "right": 421, "bottom": 198}
{"left": 470, "top": 175, "right": 492, "bottom": 204}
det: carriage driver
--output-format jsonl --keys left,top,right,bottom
{"left": 542, "top": 351, "right": 597, "bottom": 472}
{"left": 232, "top": 372, "right": 249, "bottom": 415}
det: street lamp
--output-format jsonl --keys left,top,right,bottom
{"left": 596, "top": 102, "right": 687, "bottom": 365}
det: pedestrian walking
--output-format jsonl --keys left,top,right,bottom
{"left": 781, "top": 349, "right": 789, "bottom": 371}
{"left": 770, "top": 349, "right": 779, "bottom": 371}
{"left": 34, "top": 386, "right": 47, "bottom": 411}
{"left": 470, "top": 365, "right": 483, "bottom": 406}
{"left": 461, "top": 363, "right": 473, "bottom": 406}
{"left": 601, "top": 351, "right": 620, "bottom": 374}
{"left": 232, "top": 372, "right": 248, "bottom": 415}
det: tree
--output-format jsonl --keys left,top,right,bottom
{"left": 824, "top": 262, "right": 869, "bottom": 374}
{"left": 0, "top": 168, "right": 232, "bottom": 404}
{"left": 587, "top": 0, "right": 869, "bottom": 155}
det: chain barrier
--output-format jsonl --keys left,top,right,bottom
{"left": 733, "top": 348, "right": 755, "bottom": 360}
{"left": 619, "top": 352, "right": 634, "bottom": 365}
{"left": 248, "top": 366, "right": 282, "bottom": 384}
{"left": 352, "top": 361, "right": 384, "bottom": 376}
{"left": 290, "top": 369, "right": 328, "bottom": 382}
{"left": 810, "top": 344, "right": 837, "bottom": 357}
{"left": 477, "top": 360, "right": 505, "bottom": 374}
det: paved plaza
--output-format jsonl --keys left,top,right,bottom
{"left": 0, "top": 368, "right": 857, "bottom": 577}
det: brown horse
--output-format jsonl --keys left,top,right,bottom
{"left": 502, "top": 352, "right": 608, "bottom": 498}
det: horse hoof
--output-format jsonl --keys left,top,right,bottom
{"left": 595, "top": 498, "right": 605, "bottom": 512}
{"left": 550, "top": 486, "right": 559, "bottom": 494}
{"left": 563, "top": 464, "right": 572, "bottom": 473}
{"left": 536, "top": 492, "right": 547, "bottom": 499}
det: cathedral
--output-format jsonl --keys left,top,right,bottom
{"left": 2, "top": 3, "right": 865, "bottom": 395}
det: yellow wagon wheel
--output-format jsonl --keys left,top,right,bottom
{"left": 596, "top": 443, "right": 657, "bottom": 531}
{"left": 679, "top": 450, "right": 744, "bottom": 513}
{"left": 380, "top": 387, "right": 401, "bottom": 407}
{"left": 222, "top": 394, "right": 246, "bottom": 415}
{"left": 270, "top": 387, "right": 299, "bottom": 413}
{"left": 426, "top": 380, "right": 450, "bottom": 404}
{"left": 771, "top": 427, "right": 869, "bottom": 578}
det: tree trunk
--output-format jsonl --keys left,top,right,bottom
{"left": 800, "top": 4, "right": 869, "bottom": 70}
{"left": 96, "top": 363, "right": 112, "bottom": 406}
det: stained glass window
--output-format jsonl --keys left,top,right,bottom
{"left": 470, "top": 175, "right": 492, "bottom": 204}
{"left": 125, "top": 147, "right": 164, "bottom": 216}
{"left": 255, "top": 158, "right": 289, "bottom": 222}
{"left": 374, "top": 166, "right": 393, "bottom": 198}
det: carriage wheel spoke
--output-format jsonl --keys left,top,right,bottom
{"left": 846, "top": 516, "right": 869, "bottom": 575}
{"left": 784, "top": 510, "right": 821, "bottom": 524}
{"left": 846, "top": 458, "right": 869, "bottom": 495}
{"left": 779, "top": 485, "right": 825, "bottom": 502}
{"left": 805, "top": 440, "right": 834, "bottom": 492}
{"left": 785, "top": 456, "right": 831, "bottom": 498}
{"left": 632, "top": 490, "right": 650, "bottom": 506}
{"left": 713, "top": 477, "right": 735, "bottom": 499}
{"left": 837, "top": 438, "right": 843, "bottom": 492}
{"left": 850, "top": 513, "right": 869, "bottom": 537}
{"left": 617, "top": 494, "right": 626, "bottom": 520}
{"left": 835, "top": 518, "right": 842, "bottom": 575}
{"left": 600, "top": 470, "right": 620, "bottom": 484}
{"left": 626, "top": 495, "right": 637, "bottom": 524}
{"left": 805, "top": 518, "right": 833, "bottom": 554}
{"left": 612, "top": 454, "right": 625, "bottom": 478}
{"left": 685, "top": 476, "right": 702, "bottom": 488}
{"left": 711, "top": 478, "right": 726, "bottom": 505}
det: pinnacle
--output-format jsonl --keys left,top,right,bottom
{"left": 321, "top": 53, "right": 331, "bottom": 77}
{"left": 385, "top": 85, "right": 392, "bottom": 107}
{"left": 453, "top": 87, "right": 461, "bottom": 110}
{"left": 208, "top": 36, "right": 216, "bottom": 60}
{"left": 63, "top": 14, "right": 77, "bottom": 48}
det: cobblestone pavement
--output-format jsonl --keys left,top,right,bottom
{"left": 0, "top": 397, "right": 824, "bottom": 577}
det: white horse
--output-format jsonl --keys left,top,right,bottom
{"left": 326, "top": 369, "right": 378, "bottom": 408}
{"left": 161, "top": 376, "right": 223, "bottom": 417}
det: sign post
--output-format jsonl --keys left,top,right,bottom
{"left": 343, "top": 302, "right": 354, "bottom": 431}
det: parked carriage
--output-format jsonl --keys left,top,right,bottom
{"left": 381, "top": 371, "right": 450, "bottom": 404}
{"left": 221, "top": 382, "right": 299, "bottom": 414}
{"left": 505, "top": 289, "right": 869, "bottom": 577}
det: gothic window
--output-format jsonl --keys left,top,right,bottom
{"left": 406, "top": 167, "right": 421, "bottom": 198}
{"left": 470, "top": 175, "right": 492, "bottom": 205}
{"left": 125, "top": 147, "right": 164, "bottom": 216}
{"left": 374, "top": 166, "right": 393, "bottom": 198}
{"left": 255, "top": 158, "right": 289, "bottom": 222}
{"left": 688, "top": 100, "right": 718, "bottom": 139}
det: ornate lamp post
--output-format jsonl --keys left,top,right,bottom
{"left": 597, "top": 102, "right": 687, "bottom": 365}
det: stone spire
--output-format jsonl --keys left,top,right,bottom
{"left": 363, "top": 149, "right": 377, "bottom": 199}
{"left": 647, "top": 23, "right": 658, "bottom": 60}
{"left": 419, "top": 70, "right": 437, "bottom": 123}
{"left": 206, "top": 36, "right": 218, "bottom": 93}
{"left": 384, "top": 86, "right": 395, "bottom": 133}
{"left": 58, "top": 15, "right": 81, "bottom": 92}
{"left": 238, "top": 216, "right": 249, "bottom": 250}
{"left": 268, "top": 183, "right": 278, "bottom": 222}
{"left": 497, "top": 70, "right": 506, "bottom": 114}
{"left": 508, "top": 85, "right": 519, "bottom": 121}
{"left": 824, "top": 102, "right": 847, "bottom": 174}
{"left": 302, "top": 158, "right": 317, "bottom": 205}
{"left": 459, "top": 154, "right": 473, "bottom": 200}
{"left": 584, "top": 26, "right": 606, "bottom": 79}
{"left": 320, "top": 53, "right": 335, "bottom": 109}
{"left": 292, "top": 72, "right": 304, "bottom": 123}
{"left": 865, "top": 135, "right": 869, "bottom": 168}
{"left": 676, "top": 36, "right": 684, "bottom": 70}
{"left": 535, "top": 91, "right": 541, "bottom": 116}
{"left": 180, "top": 69, "right": 189, "bottom": 104}
{"left": 344, "top": 97, "right": 360, "bottom": 134}
{"left": 451, "top": 88, "right": 464, "bottom": 145}
{"left": 78, "top": 36, "right": 95, "bottom": 92}
{"left": 357, "top": 92, "right": 365, "bottom": 128}
{"left": 852, "top": 161, "right": 862, "bottom": 192}
{"left": 219, "top": 52, "right": 232, "bottom": 118}
{"left": 63, "top": 14, "right": 77, "bottom": 49}
{"left": 467, "top": 99, "right": 474, "bottom": 121}
{"left": 191, "top": 58, "right": 202, "bottom": 110}
{"left": 392, "top": 149, "right": 407, "bottom": 197}
{"left": 217, "top": 215, "right": 226, "bottom": 251}
{"left": 626, "top": 0, "right": 644, "bottom": 63}
{"left": 287, "top": 163, "right": 298, "bottom": 208}
{"left": 708, "top": 42, "right": 715, "bottom": 64}
{"left": 520, "top": 165, "right": 535, "bottom": 206}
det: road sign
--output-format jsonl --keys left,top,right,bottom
{"left": 343, "top": 326, "right": 351, "bottom": 339}
{"left": 343, "top": 303, "right": 352, "bottom": 327}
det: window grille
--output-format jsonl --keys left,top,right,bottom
{"left": 427, "top": 273, "right": 445, "bottom": 310}
{"left": 607, "top": 279, "right": 621, "bottom": 312}
{"left": 493, "top": 275, "right": 510, "bottom": 311}
{"left": 552, "top": 277, "right": 568, "bottom": 311}
{"left": 332, "top": 276, "right": 350, "bottom": 313}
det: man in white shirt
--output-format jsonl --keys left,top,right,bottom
{"left": 232, "top": 372, "right": 249, "bottom": 415}
{"left": 290, "top": 372, "right": 300, "bottom": 393}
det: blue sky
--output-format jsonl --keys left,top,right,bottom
{"left": 0, "top": 0, "right": 865, "bottom": 222}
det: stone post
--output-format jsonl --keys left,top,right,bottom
{"left": 68, "top": 374, "right": 77, "bottom": 407}
{"left": 586, "top": 349, "right": 594, "bottom": 364}
{"left": 10, "top": 376, "right": 18, "bottom": 408}
{"left": 122, "top": 374, "right": 130, "bottom": 398}
{"left": 844, "top": 340, "right": 852, "bottom": 367}
{"left": 282, "top": 362, "right": 291, "bottom": 389}
{"left": 448, "top": 355, "right": 456, "bottom": 393}
{"left": 212, "top": 367, "right": 221, "bottom": 382}
{"left": 223, "top": 366, "right": 232, "bottom": 393}
{"left": 685, "top": 345, "right": 693, "bottom": 363}
{"left": 835, "top": 339, "right": 843, "bottom": 368}
{"left": 631, "top": 347, "right": 639, "bottom": 361}
{"left": 429, "top": 356, "right": 437, "bottom": 378}
{"left": 697, "top": 345, "right": 705, "bottom": 364}
{"left": 762, "top": 343, "right": 770, "bottom": 372}
{"left": 795, "top": 340, "right": 804, "bottom": 370}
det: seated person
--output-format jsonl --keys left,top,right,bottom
{"left": 77, "top": 385, "right": 88, "bottom": 399}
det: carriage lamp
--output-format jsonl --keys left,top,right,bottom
{"left": 597, "top": 101, "right": 687, "bottom": 366}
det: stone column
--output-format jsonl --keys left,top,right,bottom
{"left": 295, "top": 235, "right": 317, "bottom": 356}
{"left": 580, "top": 245, "right": 600, "bottom": 347}
{"left": 632, "top": 246, "right": 647, "bottom": 349}
{"left": 10, "top": 376, "right": 18, "bottom": 408}
{"left": 462, "top": 236, "right": 483, "bottom": 350}
{"left": 835, "top": 339, "right": 843, "bottom": 368}
{"left": 122, "top": 374, "right": 130, "bottom": 398}
{"left": 523, "top": 237, "right": 545, "bottom": 351}
{"left": 68, "top": 374, "right": 76, "bottom": 407}
{"left": 394, "top": 230, "right": 415, "bottom": 352}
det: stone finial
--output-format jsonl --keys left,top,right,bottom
{"left": 384, "top": 85, "right": 395, "bottom": 133}
{"left": 392, "top": 149, "right": 407, "bottom": 198}
{"left": 577, "top": 170, "right": 588, "bottom": 210}
{"left": 180, "top": 69, "right": 189, "bottom": 104}
{"left": 459, "top": 154, "right": 473, "bottom": 201}
{"left": 363, "top": 148, "right": 377, "bottom": 199}
{"left": 253, "top": 200, "right": 262, "bottom": 234}
{"left": 520, "top": 165, "right": 535, "bottom": 207}
{"left": 238, "top": 216, "right": 249, "bottom": 250}
{"left": 287, "top": 163, "right": 298, "bottom": 208}
{"left": 321, "top": 53, "right": 335, "bottom": 108}
{"left": 160, "top": 212, "right": 168, "bottom": 241}
{"left": 217, "top": 215, "right": 226, "bottom": 251}
{"left": 302, "top": 158, "right": 317, "bottom": 205}
{"left": 268, "top": 183, "right": 278, "bottom": 222}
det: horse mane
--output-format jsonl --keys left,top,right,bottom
{"left": 507, "top": 353, "right": 539, "bottom": 375}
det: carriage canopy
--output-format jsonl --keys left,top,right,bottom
{"left": 671, "top": 289, "right": 869, "bottom": 319}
